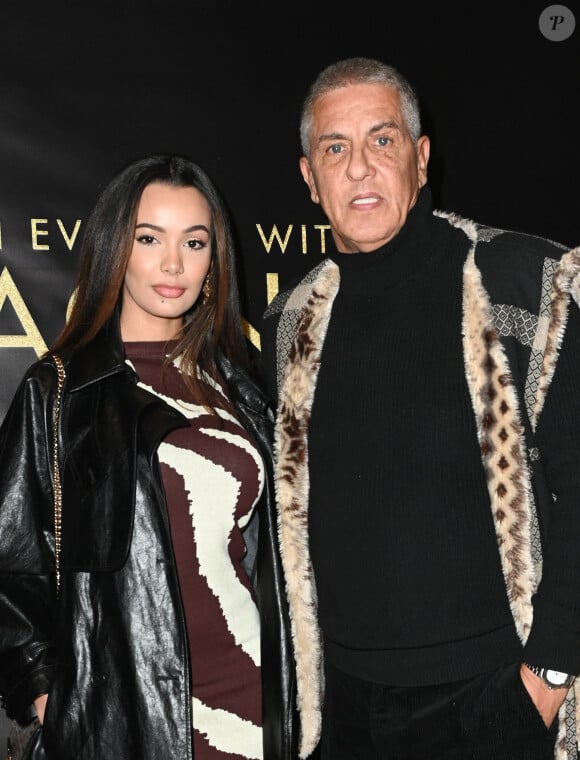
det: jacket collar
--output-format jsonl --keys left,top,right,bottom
{"left": 217, "top": 351, "right": 273, "bottom": 421}
{"left": 64, "top": 313, "right": 133, "bottom": 393}
{"left": 62, "top": 315, "right": 272, "bottom": 423}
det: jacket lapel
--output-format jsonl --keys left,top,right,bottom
{"left": 462, "top": 245, "right": 536, "bottom": 642}
{"left": 274, "top": 258, "right": 339, "bottom": 758}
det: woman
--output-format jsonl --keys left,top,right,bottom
{"left": 0, "top": 154, "right": 296, "bottom": 759}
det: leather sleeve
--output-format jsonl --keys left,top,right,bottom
{"left": 0, "top": 361, "right": 60, "bottom": 721}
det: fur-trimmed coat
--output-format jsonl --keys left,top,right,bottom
{"left": 261, "top": 210, "right": 580, "bottom": 759}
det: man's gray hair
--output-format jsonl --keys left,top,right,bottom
{"left": 299, "top": 57, "right": 422, "bottom": 158}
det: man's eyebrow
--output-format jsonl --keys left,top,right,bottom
{"left": 317, "top": 121, "right": 401, "bottom": 144}
{"left": 317, "top": 131, "right": 347, "bottom": 144}
{"left": 369, "top": 120, "right": 400, "bottom": 134}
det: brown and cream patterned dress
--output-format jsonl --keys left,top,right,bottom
{"left": 125, "top": 341, "right": 264, "bottom": 760}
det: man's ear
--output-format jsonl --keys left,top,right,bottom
{"left": 299, "top": 156, "right": 320, "bottom": 204}
{"left": 417, "top": 135, "right": 430, "bottom": 188}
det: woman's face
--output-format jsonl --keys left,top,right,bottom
{"left": 120, "top": 182, "right": 213, "bottom": 341}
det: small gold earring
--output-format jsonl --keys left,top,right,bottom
{"left": 202, "top": 276, "right": 212, "bottom": 304}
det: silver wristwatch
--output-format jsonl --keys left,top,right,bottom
{"left": 525, "top": 663, "right": 575, "bottom": 689}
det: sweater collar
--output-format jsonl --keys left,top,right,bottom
{"left": 328, "top": 186, "right": 436, "bottom": 293}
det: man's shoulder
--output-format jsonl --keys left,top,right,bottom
{"left": 474, "top": 223, "right": 573, "bottom": 264}
{"left": 476, "top": 224, "right": 574, "bottom": 253}
{"left": 471, "top": 223, "right": 579, "bottom": 310}
{"left": 435, "top": 207, "right": 573, "bottom": 263}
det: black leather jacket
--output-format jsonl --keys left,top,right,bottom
{"left": 0, "top": 320, "right": 297, "bottom": 759}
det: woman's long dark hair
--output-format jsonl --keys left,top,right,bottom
{"left": 50, "top": 153, "right": 250, "bottom": 409}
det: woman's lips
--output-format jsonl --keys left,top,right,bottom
{"left": 153, "top": 285, "right": 186, "bottom": 298}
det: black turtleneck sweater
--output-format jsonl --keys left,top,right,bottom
{"left": 308, "top": 187, "right": 523, "bottom": 686}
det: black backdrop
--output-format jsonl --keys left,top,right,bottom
{"left": 0, "top": 0, "right": 578, "bottom": 749}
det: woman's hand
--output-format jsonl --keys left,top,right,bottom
{"left": 33, "top": 693, "right": 49, "bottom": 724}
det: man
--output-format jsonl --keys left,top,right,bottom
{"left": 261, "top": 57, "right": 580, "bottom": 759}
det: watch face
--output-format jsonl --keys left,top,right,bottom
{"left": 546, "top": 669, "right": 570, "bottom": 686}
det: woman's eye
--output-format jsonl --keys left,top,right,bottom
{"left": 186, "top": 238, "right": 206, "bottom": 250}
{"left": 136, "top": 234, "right": 156, "bottom": 245}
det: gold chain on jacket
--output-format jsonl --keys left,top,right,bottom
{"left": 52, "top": 354, "right": 65, "bottom": 597}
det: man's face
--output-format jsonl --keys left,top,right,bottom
{"left": 300, "top": 82, "right": 430, "bottom": 253}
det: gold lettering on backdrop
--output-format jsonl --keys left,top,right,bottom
{"left": 256, "top": 223, "right": 331, "bottom": 254}
{"left": 239, "top": 274, "right": 282, "bottom": 353}
{"left": 31, "top": 219, "right": 82, "bottom": 251}
{"left": 314, "top": 224, "right": 331, "bottom": 254}
{"left": 0, "top": 266, "right": 48, "bottom": 355}
{"left": 57, "top": 219, "right": 82, "bottom": 250}
{"left": 31, "top": 219, "right": 50, "bottom": 251}
{"left": 256, "top": 224, "right": 293, "bottom": 253}
{"left": 266, "top": 273, "right": 279, "bottom": 305}
{"left": 242, "top": 316, "right": 260, "bottom": 352}
{"left": 67, "top": 288, "right": 77, "bottom": 322}
{"left": 239, "top": 275, "right": 283, "bottom": 354}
